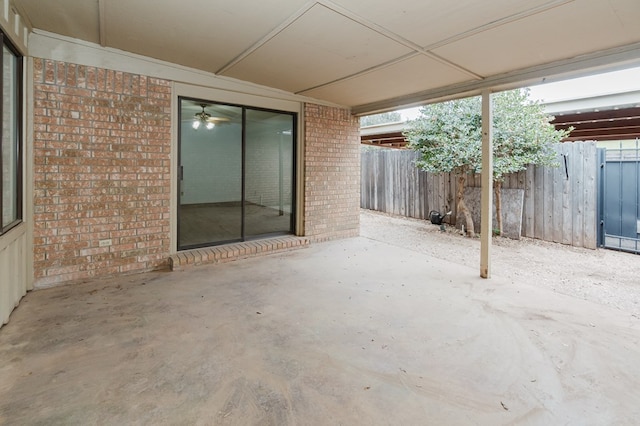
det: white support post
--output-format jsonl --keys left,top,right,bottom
{"left": 480, "top": 90, "right": 493, "bottom": 279}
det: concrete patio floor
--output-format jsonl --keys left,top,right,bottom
{"left": 1, "top": 236, "right": 640, "bottom": 425}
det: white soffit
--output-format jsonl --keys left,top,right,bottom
{"left": 300, "top": 54, "right": 471, "bottom": 106}
{"left": 11, "top": 0, "right": 640, "bottom": 114}
{"left": 433, "top": 0, "right": 640, "bottom": 77}
{"left": 103, "top": 0, "right": 309, "bottom": 73}
{"left": 220, "top": 3, "right": 412, "bottom": 93}
{"left": 13, "top": 0, "right": 99, "bottom": 44}
{"left": 331, "top": 0, "right": 560, "bottom": 47}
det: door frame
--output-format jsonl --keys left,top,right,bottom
{"left": 171, "top": 84, "right": 303, "bottom": 253}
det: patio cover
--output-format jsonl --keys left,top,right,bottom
{"left": 11, "top": 0, "right": 640, "bottom": 114}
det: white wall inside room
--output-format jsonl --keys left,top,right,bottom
{"left": 245, "top": 113, "right": 294, "bottom": 211}
{"left": 180, "top": 123, "right": 242, "bottom": 205}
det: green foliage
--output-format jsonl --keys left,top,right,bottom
{"left": 404, "top": 97, "right": 482, "bottom": 176}
{"left": 404, "top": 89, "right": 570, "bottom": 180}
{"left": 360, "top": 111, "right": 402, "bottom": 127}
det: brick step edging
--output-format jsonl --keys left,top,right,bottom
{"left": 169, "top": 236, "right": 310, "bottom": 271}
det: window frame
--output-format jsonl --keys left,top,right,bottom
{"left": 0, "top": 31, "right": 23, "bottom": 235}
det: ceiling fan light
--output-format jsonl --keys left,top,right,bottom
{"left": 206, "top": 122, "right": 215, "bottom": 130}
{"left": 192, "top": 120, "right": 200, "bottom": 130}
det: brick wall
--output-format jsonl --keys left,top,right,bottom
{"left": 304, "top": 103, "right": 360, "bottom": 241}
{"left": 32, "top": 58, "right": 171, "bottom": 286}
{"left": 245, "top": 130, "right": 293, "bottom": 208}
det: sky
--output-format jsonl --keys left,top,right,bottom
{"left": 397, "top": 66, "right": 640, "bottom": 121}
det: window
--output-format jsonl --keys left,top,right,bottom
{"left": 0, "top": 33, "right": 22, "bottom": 234}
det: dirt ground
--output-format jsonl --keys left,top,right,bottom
{"left": 361, "top": 209, "right": 640, "bottom": 317}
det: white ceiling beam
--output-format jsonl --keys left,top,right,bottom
{"left": 97, "top": 0, "right": 106, "bottom": 46}
{"left": 305, "top": 0, "right": 575, "bottom": 99}
{"left": 424, "top": 0, "right": 575, "bottom": 51}
{"left": 296, "top": 51, "right": 420, "bottom": 95}
{"left": 351, "top": 42, "right": 640, "bottom": 116}
{"left": 319, "top": 0, "right": 482, "bottom": 80}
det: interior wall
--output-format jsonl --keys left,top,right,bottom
{"left": 180, "top": 111, "right": 295, "bottom": 210}
{"left": 180, "top": 123, "right": 242, "bottom": 205}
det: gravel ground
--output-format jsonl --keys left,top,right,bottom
{"left": 361, "top": 209, "right": 640, "bottom": 318}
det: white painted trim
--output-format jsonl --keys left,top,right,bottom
{"left": 28, "top": 30, "right": 344, "bottom": 109}
{"left": 170, "top": 82, "right": 178, "bottom": 255}
{"left": 360, "top": 122, "right": 405, "bottom": 136}
{"left": 174, "top": 83, "right": 302, "bottom": 115}
{"left": 296, "top": 108, "right": 306, "bottom": 236}
{"left": 24, "top": 56, "right": 34, "bottom": 290}
{"left": 0, "top": 222, "right": 25, "bottom": 252}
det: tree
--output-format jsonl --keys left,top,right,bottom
{"left": 404, "top": 89, "right": 570, "bottom": 236}
{"left": 360, "top": 111, "right": 402, "bottom": 127}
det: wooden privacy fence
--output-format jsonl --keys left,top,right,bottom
{"left": 361, "top": 142, "right": 598, "bottom": 248}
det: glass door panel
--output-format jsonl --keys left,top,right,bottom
{"left": 178, "top": 100, "right": 243, "bottom": 249}
{"left": 244, "top": 109, "right": 294, "bottom": 238}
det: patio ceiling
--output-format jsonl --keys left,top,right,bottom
{"left": 11, "top": 0, "right": 640, "bottom": 114}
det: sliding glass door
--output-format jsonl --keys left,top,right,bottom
{"left": 245, "top": 109, "right": 294, "bottom": 238}
{"left": 179, "top": 101, "right": 243, "bottom": 248}
{"left": 178, "top": 98, "right": 295, "bottom": 250}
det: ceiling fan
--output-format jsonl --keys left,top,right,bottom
{"left": 188, "top": 104, "right": 230, "bottom": 130}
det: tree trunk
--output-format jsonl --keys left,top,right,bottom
{"left": 456, "top": 174, "right": 475, "bottom": 237}
{"left": 494, "top": 180, "right": 503, "bottom": 236}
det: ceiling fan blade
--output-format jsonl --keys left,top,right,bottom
{"left": 207, "top": 117, "right": 231, "bottom": 123}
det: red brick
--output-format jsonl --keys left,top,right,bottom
{"left": 303, "top": 104, "right": 360, "bottom": 242}
{"left": 33, "top": 59, "right": 171, "bottom": 286}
